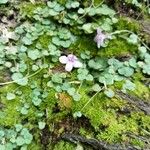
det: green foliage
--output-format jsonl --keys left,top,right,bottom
{"left": 104, "top": 89, "right": 115, "bottom": 98}
{"left": 98, "top": 38, "right": 138, "bottom": 57}
{"left": 77, "top": 68, "right": 93, "bottom": 81}
{"left": 0, "top": 0, "right": 150, "bottom": 149}
{"left": 0, "top": 0, "right": 8, "bottom": 4}
{"left": 115, "top": 17, "right": 140, "bottom": 32}
{"left": 0, "top": 125, "right": 33, "bottom": 149}
{"left": 6, "top": 93, "right": 16, "bottom": 100}
{"left": 122, "top": 80, "right": 136, "bottom": 93}
{"left": 19, "top": 2, "right": 45, "bottom": 18}
{"left": 53, "top": 141, "right": 75, "bottom": 150}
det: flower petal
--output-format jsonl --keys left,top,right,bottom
{"left": 97, "top": 28, "right": 102, "bottom": 34}
{"left": 68, "top": 54, "right": 77, "bottom": 60}
{"left": 97, "top": 41, "right": 102, "bottom": 48}
{"left": 65, "top": 63, "right": 73, "bottom": 72}
{"left": 73, "top": 61, "right": 83, "bottom": 68}
{"left": 59, "top": 56, "right": 68, "bottom": 64}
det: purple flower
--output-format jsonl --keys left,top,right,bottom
{"left": 59, "top": 54, "right": 83, "bottom": 72}
{"left": 94, "top": 28, "right": 110, "bottom": 48}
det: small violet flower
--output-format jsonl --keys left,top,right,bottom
{"left": 59, "top": 54, "right": 83, "bottom": 72}
{"left": 94, "top": 28, "right": 111, "bottom": 48}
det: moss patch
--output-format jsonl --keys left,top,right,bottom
{"left": 98, "top": 38, "right": 138, "bottom": 57}
{"left": 114, "top": 17, "right": 141, "bottom": 33}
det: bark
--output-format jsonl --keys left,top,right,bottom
{"left": 116, "top": 90, "right": 150, "bottom": 115}
{"left": 61, "top": 133, "right": 140, "bottom": 150}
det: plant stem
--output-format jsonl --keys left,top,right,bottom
{"left": 80, "top": 88, "right": 103, "bottom": 111}
{"left": 0, "top": 68, "right": 42, "bottom": 86}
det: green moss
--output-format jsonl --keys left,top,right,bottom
{"left": 129, "top": 73, "right": 150, "bottom": 101}
{"left": 56, "top": 0, "right": 68, "bottom": 5}
{"left": 52, "top": 141, "right": 75, "bottom": 150}
{"left": 38, "top": 35, "right": 51, "bottom": 49}
{"left": 119, "top": 114, "right": 139, "bottom": 133}
{"left": 72, "top": 87, "right": 120, "bottom": 130}
{"left": 79, "top": 127, "right": 94, "bottom": 138}
{"left": 114, "top": 17, "right": 140, "bottom": 33}
{"left": 130, "top": 139, "right": 145, "bottom": 148}
{"left": 97, "top": 122, "right": 125, "bottom": 143}
{"left": 94, "top": 0, "right": 104, "bottom": 6}
{"left": 98, "top": 38, "right": 138, "bottom": 57}
{"left": 132, "top": 81, "right": 150, "bottom": 101}
{"left": 28, "top": 142, "right": 42, "bottom": 150}
{"left": 70, "top": 36, "right": 97, "bottom": 56}
{"left": 0, "top": 84, "right": 21, "bottom": 126}
{"left": 19, "top": 2, "right": 45, "bottom": 18}
{"left": 71, "top": 36, "right": 138, "bottom": 58}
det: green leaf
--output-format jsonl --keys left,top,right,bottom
{"left": 15, "top": 124, "right": 23, "bottom": 132}
{"left": 20, "top": 145, "right": 27, "bottom": 150}
{"left": 21, "top": 107, "right": 28, "bottom": 115}
{"left": 0, "top": 0, "right": 8, "bottom": 4}
{"left": 6, "top": 93, "right": 16, "bottom": 100}
{"left": 17, "top": 77, "right": 28, "bottom": 86}
{"left": 5, "top": 143, "right": 14, "bottom": 150}
{"left": 82, "top": 23, "right": 93, "bottom": 33}
{"left": 32, "top": 97, "right": 42, "bottom": 106}
{"left": 76, "top": 144, "right": 84, "bottom": 150}
{"left": 21, "top": 128, "right": 33, "bottom": 144}
{"left": 88, "top": 58, "right": 108, "bottom": 70}
{"left": 104, "top": 89, "right": 115, "bottom": 98}
{"left": 28, "top": 49, "right": 40, "bottom": 60}
{"left": 86, "top": 74, "right": 93, "bottom": 81}
{"left": 52, "top": 37, "right": 60, "bottom": 46}
{"left": 0, "top": 145, "right": 5, "bottom": 150}
{"left": 16, "top": 136, "right": 25, "bottom": 146}
{"left": 92, "top": 84, "right": 101, "bottom": 92}
{"left": 122, "top": 80, "right": 136, "bottom": 93}
{"left": 129, "top": 58, "right": 137, "bottom": 68}
{"left": 118, "top": 66, "right": 134, "bottom": 77}
{"left": 127, "top": 34, "right": 138, "bottom": 44}
{"left": 38, "top": 122, "right": 46, "bottom": 130}
{"left": 71, "top": 1, "right": 80, "bottom": 8}
{"left": 22, "top": 37, "right": 32, "bottom": 45}
{"left": 73, "top": 93, "right": 81, "bottom": 101}
{"left": 99, "top": 74, "right": 114, "bottom": 85}
{"left": 142, "top": 63, "right": 150, "bottom": 75}
{"left": 49, "top": 9, "right": 59, "bottom": 16}
{"left": 73, "top": 111, "right": 82, "bottom": 118}
{"left": 67, "top": 88, "right": 76, "bottom": 96}
{"left": 96, "top": 4, "right": 116, "bottom": 16}
{"left": 0, "top": 130, "right": 5, "bottom": 137}
{"left": 19, "top": 45, "right": 27, "bottom": 52}
{"left": 51, "top": 74, "right": 63, "bottom": 83}
{"left": 78, "top": 8, "right": 85, "bottom": 14}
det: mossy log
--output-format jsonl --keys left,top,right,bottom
{"left": 61, "top": 133, "right": 140, "bottom": 150}
{"left": 116, "top": 90, "right": 150, "bottom": 115}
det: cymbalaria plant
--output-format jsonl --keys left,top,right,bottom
{"left": 0, "top": 0, "right": 150, "bottom": 149}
